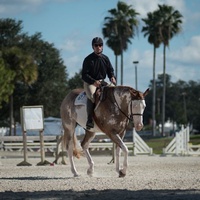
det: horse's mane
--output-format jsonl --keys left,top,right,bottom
{"left": 103, "top": 85, "right": 145, "bottom": 101}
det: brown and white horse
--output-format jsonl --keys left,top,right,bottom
{"left": 60, "top": 85, "right": 149, "bottom": 177}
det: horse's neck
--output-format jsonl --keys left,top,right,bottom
{"left": 113, "top": 87, "right": 131, "bottom": 105}
{"left": 95, "top": 86, "right": 131, "bottom": 111}
{"left": 105, "top": 87, "right": 131, "bottom": 117}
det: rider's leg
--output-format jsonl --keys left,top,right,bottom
{"left": 86, "top": 98, "right": 95, "bottom": 129}
{"left": 83, "top": 82, "right": 96, "bottom": 129}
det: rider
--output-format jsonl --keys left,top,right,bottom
{"left": 82, "top": 37, "right": 116, "bottom": 130}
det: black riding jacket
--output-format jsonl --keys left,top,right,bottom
{"left": 82, "top": 52, "right": 115, "bottom": 84}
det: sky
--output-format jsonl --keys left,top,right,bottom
{"left": 0, "top": 0, "right": 200, "bottom": 92}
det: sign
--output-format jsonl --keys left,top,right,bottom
{"left": 21, "top": 106, "right": 44, "bottom": 131}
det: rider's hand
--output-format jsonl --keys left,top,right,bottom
{"left": 110, "top": 77, "right": 116, "bottom": 85}
{"left": 94, "top": 80, "right": 101, "bottom": 87}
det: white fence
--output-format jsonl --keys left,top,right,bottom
{"left": 77, "top": 129, "right": 153, "bottom": 156}
{"left": 163, "top": 125, "right": 200, "bottom": 156}
{"left": 133, "top": 128, "right": 153, "bottom": 155}
{"left": 0, "top": 128, "right": 153, "bottom": 162}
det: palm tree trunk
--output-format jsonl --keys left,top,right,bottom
{"left": 115, "top": 55, "right": 118, "bottom": 84}
{"left": 9, "top": 95, "right": 14, "bottom": 136}
{"left": 120, "top": 52, "right": 123, "bottom": 85}
{"left": 161, "top": 44, "right": 166, "bottom": 136}
{"left": 152, "top": 46, "right": 156, "bottom": 136}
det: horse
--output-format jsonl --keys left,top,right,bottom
{"left": 60, "top": 85, "right": 149, "bottom": 177}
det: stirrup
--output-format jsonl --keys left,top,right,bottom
{"left": 86, "top": 120, "right": 94, "bottom": 130}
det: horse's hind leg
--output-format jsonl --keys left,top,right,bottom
{"left": 81, "top": 130, "right": 95, "bottom": 176}
{"left": 63, "top": 124, "right": 79, "bottom": 177}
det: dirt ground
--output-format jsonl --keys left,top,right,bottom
{"left": 0, "top": 155, "right": 200, "bottom": 200}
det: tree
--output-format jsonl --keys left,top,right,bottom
{"left": 0, "top": 18, "right": 23, "bottom": 48}
{"left": 102, "top": 1, "right": 139, "bottom": 85}
{"left": 145, "top": 75, "right": 200, "bottom": 134}
{"left": 0, "top": 18, "right": 39, "bottom": 135}
{"left": 101, "top": 34, "right": 121, "bottom": 84}
{"left": 1, "top": 46, "right": 38, "bottom": 135}
{"left": 0, "top": 56, "right": 15, "bottom": 105}
{"left": 0, "top": 19, "right": 68, "bottom": 134}
{"left": 17, "top": 33, "right": 68, "bottom": 117}
{"left": 156, "top": 4, "right": 183, "bottom": 136}
{"left": 142, "top": 11, "right": 163, "bottom": 136}
{"left": 68, "top": 70, "right": 83, "bottom": 90}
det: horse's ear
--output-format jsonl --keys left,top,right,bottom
{"left": 143, "top": 88, "right": 149, "bottom": 97}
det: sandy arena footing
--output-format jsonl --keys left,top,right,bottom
{"left": 0, "top": 155, "right": 200, "bottom": 200}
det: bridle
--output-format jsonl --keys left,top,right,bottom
{"left": 130, "top": 101, "right": 143, "bottom": 116}
{"left": 112, "top": 92, "right": 143, "bottom": 122}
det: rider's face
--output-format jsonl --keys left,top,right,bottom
{"left": 93, "top": 43, "right": 103, "bottom": 54}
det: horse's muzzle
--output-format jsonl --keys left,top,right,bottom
{"left": 135, "top": 123, "right": 143, "bottom": 132}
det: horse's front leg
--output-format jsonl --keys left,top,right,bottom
{"left": 110, "top": 134, "right": 129, "bottom": 177}
{"left": 81, "top": 130, "right": 95, "bottom": 176}
{"left": 118, "top": 142, "right": 128, "bottom": 177}
{"left": 115, "top": 145, "right": 121, "bottom": 173}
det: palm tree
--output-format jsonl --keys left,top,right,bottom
{"left": 102, "top": 1, "right": 139, "bottom": 85}
{"left": 2, "top": 47, "right": 38, "bottom": 135}
{"left": 156, "top": 4, "right": 183, "bottom": 136}
{"left": 142, "top": 11, "right": 163, "bottom": 136}
{"left": 0, "top": 56, "right": 15, "bottom": 105}
{"left": 102, "top": 33, "right": 122, "bottom": 84}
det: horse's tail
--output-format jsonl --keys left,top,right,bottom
{"left": 62, "top": 128, "right": 82, "bottom": 159}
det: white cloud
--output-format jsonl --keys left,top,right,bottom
{"left": 0, "top": 0, "right": 45, "bottom": 14}
{"left": 0, "top": 0, "right": 73, "bottom": 15}
{"left": 127, "top": 0, "right": 185, "bottom": 18}
{"left": 170, "top": 35, "right": 200, "bottom": 64}
{"left": 63, "top": 55, "right": 82, "bottom": 77}
{"left": 60, "top": 39, "right": 80, "bottom": 53}
{"left": 171, "top": 65, "right": 199, "bottom": 82}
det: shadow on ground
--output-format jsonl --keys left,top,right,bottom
{"left": 1, "top": 189, "right": 200, "bottom": 200}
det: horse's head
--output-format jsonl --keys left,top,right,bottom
{"left": 130, "top": 88, "right": 149, "bottom": 131}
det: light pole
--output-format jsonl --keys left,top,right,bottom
{"left": 133, "top": 61, "right": 139, "bottom": 90}
{"left": 182, "top": 92, "right": 187, "bottom": 124}
{"left": 157, "top": 98, "right": 160, "bottom": 115}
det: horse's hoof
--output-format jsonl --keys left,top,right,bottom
{"left": 119, "top": 170, "right": 126, "bottom": 178}
{"left": 74, "top": 174, "right": 80, "bottom": 177}
{"left": 87, "top": 169, "right": 94, "bottom": 177}
{"left": 88, "top": 173, "right": 93, "bottom": 177}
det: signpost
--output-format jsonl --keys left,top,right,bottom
{"left": 17, "top": 105, "right": 51, "bottom": 166}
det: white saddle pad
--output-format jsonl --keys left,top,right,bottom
{"left": 74, "top": 91, "right": 87, "bottom": 106}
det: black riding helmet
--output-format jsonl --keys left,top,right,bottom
{"left": 92, "top": 37, "right": 103, "bottom": 46}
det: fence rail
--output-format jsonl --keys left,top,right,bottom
{"left": 0, "top": 136, "right": 57, "bottom": 151}
{"left": 0, "top": 130, "right": 153, "bottom": 162}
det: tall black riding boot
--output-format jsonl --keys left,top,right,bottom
{"left": 86, "top": 99, "right": 95, "bottom": 129}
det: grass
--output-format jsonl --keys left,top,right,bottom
{"left": 190, "top": 135, "right": 200, "bottom": 144}
{"left": 142, "top": 134, "right": 200, "bottom": 155}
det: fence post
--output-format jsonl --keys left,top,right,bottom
{"left": 17, "top": 131, "right": 32, "bottom": 166}
{"left": 37, "top": 130, "right": 51, "bottom": 165}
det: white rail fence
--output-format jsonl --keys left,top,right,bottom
{"left": 133, "top": 128, "right": 153, "bottom": 155}
{"left": 77, "top": 129, "right": 153, "bottom": 156}
{"left": 163, "top": 125, "right": 200, "bottom": 156}
{"left": 0, "top": 129, "right": 153, "bottom": 159}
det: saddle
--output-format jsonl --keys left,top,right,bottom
{"left": 74, "top": 80, "right": 110, "bottom": 106}
{"left": 74, "top": 91, "right": 87, "bottom": 105}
